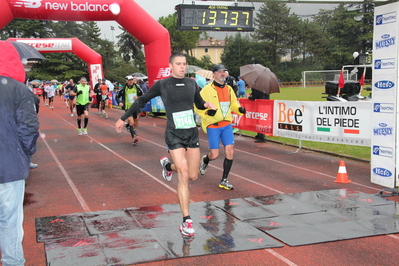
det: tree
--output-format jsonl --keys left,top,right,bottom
{"left": 253, "top": 2, "right": 294, "bottom": 65}
{"left": 221, "top": 33, "right": 273, "bottom": 78}
{"left": 117, "top": 28, "right": 143, "bottom": 63}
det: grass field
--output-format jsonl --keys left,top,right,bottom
{"left": 246, "top": 86, "right": 371, "bottom": 161}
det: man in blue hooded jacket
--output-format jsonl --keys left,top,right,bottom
{"left": 0, "top": 40, "right": 39, "bottom": 266}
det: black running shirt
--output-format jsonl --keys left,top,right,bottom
{"left": 121, "top": 77, "right": 207, "bottom": 129}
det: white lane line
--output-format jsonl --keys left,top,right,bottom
{"left": 265, "top": 249, "right": 298, "bottom": 266}
{"left": 39, "top": 130, "right": 91, "bottom": 212}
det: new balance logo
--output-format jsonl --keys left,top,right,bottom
{"left": 14, "top": 0, "right": 42, "bottom": 8}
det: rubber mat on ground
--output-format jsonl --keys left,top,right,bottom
{"left": 36, "top": 189, "right": 399, "bottom": 265}
{"left": 36, "top": 201, "right": 282, "bottom": 265}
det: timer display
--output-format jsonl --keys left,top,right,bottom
{"left": 176, "top": 4, "right": 255, "bottom": 31}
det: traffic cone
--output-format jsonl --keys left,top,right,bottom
{"left": 334, "top": 160, "right": 351, "bottom": 183}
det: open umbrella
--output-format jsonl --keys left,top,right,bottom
{"left": 239, "top": 64, "right": 280, "bottom": 94}
{"left": 186, "top": 65, "right": 203, "bottom": 74}
{"left": 195, "top": 69, "right": 213, "bottom": 80}
{"left": 130, "top": 72, "right": 148, "bottom": 80}
{"left": 8, "top": 41, "right": 45, "bottom": 61}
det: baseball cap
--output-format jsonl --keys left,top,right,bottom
{"left": 126, "top": 75, "right": 134, "bottom": 80}
{"left": 212, "top": 64, "right": 228, "bottom": 72}
{"left": 101, "top": 78, "right": 106, "bottom": 81}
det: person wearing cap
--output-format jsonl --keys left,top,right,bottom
{"left": 237, "top": 76, "right": 246, "bottom": 98}
{"left": 195, "top": 64, "right": 246, "bottom": 190}
{"left": 115, "top": 52, "right": 216, "bottom": 237}
{"left": 116, "top": 75, "right": 144, "bottom": 144}
{"left": 69, "top": 77, "right": 91, "bottom": 135}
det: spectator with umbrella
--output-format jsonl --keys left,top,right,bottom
{"left": 240, "top": 64, "right": 280, "bottom": 143}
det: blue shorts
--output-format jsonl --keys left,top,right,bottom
{"left": 207, "top": 124, "right": 235, "bottom": 149}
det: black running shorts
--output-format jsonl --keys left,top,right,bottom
{"left": 76, "top": 104, "right": 89, "bottom": 116}
{"left": 164, "top": 127, "right": 200, "bottom": 150}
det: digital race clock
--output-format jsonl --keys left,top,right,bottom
{"left": 175, "top": 4, "right": 255, "bottom": 31}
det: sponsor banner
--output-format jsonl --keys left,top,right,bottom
{"left": 372, "top": 2, "right": 399, "bottom": 188}
{"left": 273, "top": 101, "right": 371, "bottom": 146}
{"left": 232, "top": 99, "right": 274, "bottom": 135}
{"left": 16, "top": 39, "right": 72, "bottom": 51}
{"left": 90, "top": 64, "right": 103, "bottom": 89}
{"left": 150, "top": 96, "right": 165, "bottom": 113}
{"left": 10, "top": 0, "right": 121, "bottom": 20}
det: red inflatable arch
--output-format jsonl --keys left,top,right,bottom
{"left": 1, "top": 0, "right": 171, "bottom": 87}
{"left": 7, "top": 37, "right": 103, "bottom": 88}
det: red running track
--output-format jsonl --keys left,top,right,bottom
{"left": 22, "top": 97, "right": 399, "bottom": 266}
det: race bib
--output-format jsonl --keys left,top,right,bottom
{"left": 127, "top": 93, "right": 136, "bottom": 104}
{"left": 173, "top": 109, "right": 196, "bottom": 129}
{"left": 220, "top": 101, "right": 230, "bottom": 117}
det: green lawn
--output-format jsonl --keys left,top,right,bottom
{"left": 246, "top": 86, "right": 371, "bottom": 161}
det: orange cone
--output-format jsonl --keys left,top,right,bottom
{"left": 334, "top": 160, "right": 351, "bottom": 183}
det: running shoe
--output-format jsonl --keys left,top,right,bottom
{"left": 160, "top": 156, "right": 173, "bottom": 181}
{"left": 133, "top": 129, "right": 138, "bottom": 136}
{"left": 219, "top": 179, "right": 234, "bottom": 190}
{"left": 30, "top": 162, "right": 38, "bottom": 169}
{"left": 105, "top": 113, "right": 108, "bottom": 119}
{"left": 70, "top": 113, "right": 74, "bottom": 117}
{"left": 78, "top": 128, "right": 83, "bottom": 136}
{"left": 82, "top": 128, "right": 88, "bottom": 135}
{"left": 179, "top": 219, "right": 195, "bottom": 237}
{"left": 132, "top": 137, "right": 138, "bottom": 145}
{"left": 199, "top": 155, "right": 208, "bottom": 175}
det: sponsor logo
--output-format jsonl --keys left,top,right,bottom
{"left": 372, "top": 145, "right": 393, "bottom": 158}
{"left": 374, "top": 58, "right": 395, "bottom": 69}
{"left": 373, "top": 122, "right": 393, "bottom": 136}
{"left": 14, "top": 0, "right": 118, "bottom": 13}
{"left": 376, "top": 11, "right": 397, "bottom": 25}
{"left": 374, "top": 80, "right": 395, "bottom": 89}
{"left": 375, "top": 34, "right": 396, "bottom": 49}
{"left": 156, "top": 68, "right": 171, "bottom": 79}
{"left": 374, "top": 103, "right": 394, "bottom": 113}
{"left": 372, "top": 167, "right": 392, "bottom": 177}
{"left": 14, "top": 0, "right": 41, "bottom": 8}
{"left": 21, "top": 40, "right": 72, "bottom": 50}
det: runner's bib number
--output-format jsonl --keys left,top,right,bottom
{"left": 127, "top": 93, "right": 136, "bottom": 103}
{"left": 220, "top": 101, "right": 230, "bottom": 118}
{"left": 173, "top": 110, "right": 196, "bottom": 129}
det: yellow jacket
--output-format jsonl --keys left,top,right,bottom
{"left": 194, "top": 82, "right": 244, "bottom": 133}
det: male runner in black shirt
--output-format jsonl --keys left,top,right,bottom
{"left": 115, "top": 52, "right": 216, "bottom": 237}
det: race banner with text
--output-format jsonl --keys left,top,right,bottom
{"left": 232, "top": 99, "right": 274, "bottom": 136}
{"left": 273, "top": 100, "right": 372, "bottom": 146}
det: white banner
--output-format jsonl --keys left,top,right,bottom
{"left": 372, "top": 2, "right": 399, "bottom": 188}
{"left": 16, "top": 39, "right": 73, "bottom": 51}
{"left": 273, "top": 101, "right": 372, "bottom": 146}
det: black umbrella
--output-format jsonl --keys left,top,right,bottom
{"left": 8, "top": 41, "right": 45, "bottom": 61}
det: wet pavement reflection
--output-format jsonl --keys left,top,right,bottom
{"left": 36, "top": 189, "right": 399, "bottom": 265}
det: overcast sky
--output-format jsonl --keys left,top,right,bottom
{"left": 98, "top": 0, "right": 338, "bottom": 42}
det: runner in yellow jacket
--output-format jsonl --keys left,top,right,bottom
{"left": 194, "top": 64, "right": 246, "bottom": 190}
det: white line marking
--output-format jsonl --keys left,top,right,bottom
{"left": 39, "top": 130, "right": 91, "bottom": 212}
{"left": 265, "top": 249, "right": 298, "bottom": 266}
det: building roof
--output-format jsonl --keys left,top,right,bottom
{"left": 197, "top": 38, "right": 226, "bottom": 47}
